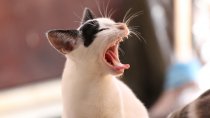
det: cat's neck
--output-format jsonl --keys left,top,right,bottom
{"left": 62, "top": 58, "right": 112, "bottom": 81}
{"left": 61, "top": 58, "right": 116, "bottom": 118}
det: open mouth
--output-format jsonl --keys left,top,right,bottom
{"left": 104, "top": 37, "right": 130, "bottom": 73}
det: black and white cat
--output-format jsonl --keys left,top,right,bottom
{"left": 168, "top": 89, "right": 210, "bottom": 118}
{"left": 46, "top": 8, "right": 149, "bottom": 118}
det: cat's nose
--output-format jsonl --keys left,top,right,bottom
{"left": 116, "top": 23, "right": 129, "bottom": 35}
{"left": 116, "top": 23, "right": 128, "bottom": 30}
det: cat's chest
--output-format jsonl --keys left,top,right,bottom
{"left": 61, "top": 76, "right": 124, "bottom": 117}
{"left": 62, "top": 74, "right": 121, "bottom": 99}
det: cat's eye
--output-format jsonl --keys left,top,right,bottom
{"left": 98, "top": 28, "right": 109, "bottom": 32}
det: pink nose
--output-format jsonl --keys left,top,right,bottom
{"left": 115, "top": 23, "right": 129, "bottom": 36}
{"left": 116, "top": 23, "right": 127, "bottom": 30}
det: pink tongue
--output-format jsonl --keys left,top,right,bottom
{"left": 106, "top": 50, "right": 130, "bottom": 70}
{"left": 113, "top": 64, "right": 130, "bottom": 71}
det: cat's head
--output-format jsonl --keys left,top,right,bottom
{"left": 46, "top": 8, "right": 130, "bottom": 76}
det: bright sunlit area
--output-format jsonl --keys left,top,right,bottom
{"left": 0, "top": 0, "right": 210, "bottom": 118}
{"left": 0, "top": 79, "right": 62, "bottom": 118}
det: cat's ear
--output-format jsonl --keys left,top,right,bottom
{"left": 46, "top": 30, "right": 80, "bottom": 54}
{"left": 81, "top": 8, "right": 95, "bottom": 24}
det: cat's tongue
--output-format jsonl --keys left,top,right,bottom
{"left": 105, "top": 50, "right": 130, "bottom": 71}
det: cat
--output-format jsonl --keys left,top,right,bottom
{"left": 46, "top": 8, "right": 149, "bottom": 118}
{"left": 168, "top": 89, "right": 210, "bottom": 118}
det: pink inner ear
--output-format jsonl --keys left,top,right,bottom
{"left": 47, "top": 30, "right": 79, "bottom": 54}
{"left": 62, "top": 40, "right": 75, "bottom": 52}
{"left": 51, "top": 37, "right": 77, "bottom": 54}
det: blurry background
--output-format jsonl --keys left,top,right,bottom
{"left": 0, "top": 0, "right": 210, "bottom": 117}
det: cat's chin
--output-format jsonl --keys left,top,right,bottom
{"left": 103, "top": 37, "right": 130, "bottom": 75}
{"left": 109, "top": 67, "right": 127, "bottom": 76}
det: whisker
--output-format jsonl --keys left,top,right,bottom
{"left": 123, "top": 8, "right": 132, "bottom": 23}
{"left": 129, "top": 29, "right": 146, "bottom": 44}
{"left": 125, "top": 11, "right": 143, "bottom": 25}
{"left": 102, "top": 1, "right": 106, "bottom": 18}
{"left": 128, "top": 26, "right": 141, "bottom": 29}
{"left": 95, "top": 0, "right": 115, "bottom": 18}
{"left": 105, "top": 0, "right": 111, "bottom": 18}
{"left": 74, "top": 21, "right": 83, "bottom": 24}
{"left": 73, "top": 12, "right": 82, "bottom": 22}
{"left": 122, "top": 10, "right": 145, "bottom": 43}
{"left": 108, "top": 9, "right": 116, "bottom": 18}
{"left": 95, "top": 0, "right": 104, "bottom": 17}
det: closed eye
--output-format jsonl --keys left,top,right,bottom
{"left": 98, "top": 28, "right": 109, "bottom": 32}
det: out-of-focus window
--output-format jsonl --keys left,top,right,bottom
{"left": 193, "top": 0, "right": 210, "bottom": 90}
{"left": 0, "top": 0, "right": 102, "bottom": 89}
{"left": 0, "top": 1, "right": 123, "bottom": 117}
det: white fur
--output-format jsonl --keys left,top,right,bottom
{"left": 61, "top": 18, "right": 149, "bottom": 118}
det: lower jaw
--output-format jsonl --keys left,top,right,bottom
{"left": 107, "top": 66, "right": 125, "bottom": 76}
{"left": 104, "top": 62, "right": 130, "bottom": 76}
{"left": 113, "top": 70, "right": 124, "bottom": 76}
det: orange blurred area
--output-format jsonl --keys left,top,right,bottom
{"left": 0, "top": 0, "right": 125, "bottom": 117}
{"left": 0, "top": 0, "right": 112, "bottom": 89}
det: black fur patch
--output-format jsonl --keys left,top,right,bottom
{"left": 169, "top": 105, "right": 189, "bottom": 118}
{"left": 79, "top": 20, "right": 99, "bottom": 47}
{"left": 178, "top": 105, "right": 189, "bottom": 118}
{"left": 196, "top": 96, "right": 210, "bottom": 118}
{"left": 198, "top": 89, "right": 210, "bottom": 99}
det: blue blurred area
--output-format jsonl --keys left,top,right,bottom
{"left": 165, "top": 59, "right": 201, "bottom": 89}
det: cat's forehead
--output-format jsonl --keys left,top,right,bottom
{"left": 78, "top": 18, "right": 115, "bottom": 29}
{"left": 96, "top": 18, "right": 116, "bottom": 25}
{"left": 77, "top": 17, "right": 117, "bottom": 47}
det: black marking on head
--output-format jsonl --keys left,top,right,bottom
{"left": 79, "top": 20, "right": 100, "bottom": 47}
{"left": 198, "top": 89, "right": 210, "bottom": 99}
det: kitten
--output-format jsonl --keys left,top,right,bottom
{"left": 46, "top": 8, "right": 149, "bottom": 118}
{"left": 168, "top": 89, "right": 210, "bottom": 118}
